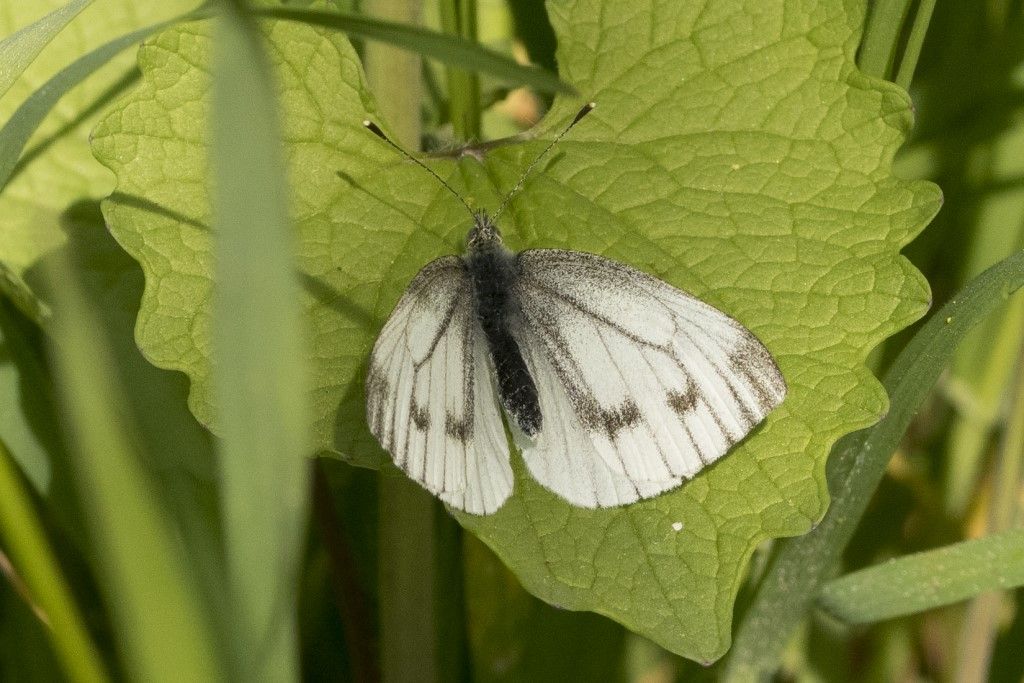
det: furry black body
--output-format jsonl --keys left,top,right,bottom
{"left": 464, "top": 212, "right": 542, "bottom": 436}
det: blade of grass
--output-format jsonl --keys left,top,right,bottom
{"left": 818, "top": 528, "right": 1024, "bottom": 624}
{"left": 439, "top": 0, "right": 481, "bottom": 139}
{"left": 210, "top": 1, "right": 311, "bottom": 680}
{"left": 254, "top": 6, "right": 574, "bottom": 95}
{"left": 0, "top": 4, "right": 211, "bottom": 196}
{"left": 46, "top": 261, "right": 222, "bottom": 681}
{"left": 0, "top": 0, "right": 92, "bottom": 99}
{"left": 723, "top": 249, "right": 1024, "bottom": 681}
{"left": 0, "top": 437, "right": 108, "bottom": 683}
{"left": 0, "top": 299, "right": 62, "bottom": 492}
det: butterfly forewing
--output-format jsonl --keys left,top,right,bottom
{"left": 509, "top": 249, "right": 786, "bottom": 507}
{"left": 367, "top": 256, "right": 513, "bottom": 514}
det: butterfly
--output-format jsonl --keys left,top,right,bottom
{"left": 364, "top": 104, "right": 787, "bottom": 515}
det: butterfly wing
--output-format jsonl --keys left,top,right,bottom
{"left": 510, "top": 249, "right": 786, "bottom": 507}
{"left": 366, "top": 256, "right": 512, "bottom": 514}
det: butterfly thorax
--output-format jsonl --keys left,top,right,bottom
{"left": 464, "top": 212, "right": 542, "bottom": 436}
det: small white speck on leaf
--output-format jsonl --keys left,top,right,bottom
{"left": 672, "top": 521, "right": 684, "bottom": 532}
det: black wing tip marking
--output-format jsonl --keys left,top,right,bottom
{"left": 728, "top": 335, "right": 788, "bottom": 413}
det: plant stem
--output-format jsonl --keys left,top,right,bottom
{"left": 312, "top": 461, "right": 379, "bottom": 683}
{"left": 858, "top": 0, "right": 914, "bottom": 79}
{"left": 364, "top": 0, "right": 424, "bottom": 148}
{"left": 0, "top": 439, "right": 108, "bottom": 683}
{"left": 363, "top": 5, "right": 459, "bottom": 683}
{"left": 895, "top": 0, "right": 937, "bottom": 90}
{"left": 439, "top": 0, "right": 480, "bottom": 140}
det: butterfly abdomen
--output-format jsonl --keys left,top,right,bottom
{"left": 466, "top": 221, "right": 542, "bottom": 436}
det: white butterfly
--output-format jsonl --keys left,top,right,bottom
{"left": 364, "top": 105, "right": 786, "bottom": 515}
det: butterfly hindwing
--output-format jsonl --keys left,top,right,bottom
{"left": 513, "top": 318, "right": 685, "bottom": 507}
{"left": 510, "top": 249, "right": 786, "bottom": 507}
{"left": 366, "top": 256, "right": 512, "bottom": 514}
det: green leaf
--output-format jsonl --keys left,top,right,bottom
{"left": 91, "top": 0, "right": 939, "bottom": 661}
{"left": 0, "top": 0, "right": 92, "bottom": 99}
{"left": 209, "top": 4, "right": 310, "bottom": 679}
{"left": 818, "top": 528, "right": 1024, "bottom": 624}
{"left": 724, "top": 249, "right": 1024, "bottom": 679}
{"left": 0, "top": 0, "right": 197, "bottom": 321}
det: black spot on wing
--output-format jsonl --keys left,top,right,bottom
{"left": 411, "top": 401, "right": 430, "bottom": 431}
{"left": 445, "top": 412, "right": 471, "bottom": 442}
{"left": 666, "top": 384, "right": 698, "bottom": 417}
{"left": 576, "top": 398, "right": 642, "bottom": 439}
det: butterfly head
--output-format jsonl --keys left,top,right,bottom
{"left": 466, "top": 210, "right": 503, "bottom": 252}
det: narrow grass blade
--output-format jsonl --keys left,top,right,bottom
{"left": 255, "top": 6, "right": 575, "bottom": 95}
{"left": 0, "top": 438, "right": 108, "bottom": 683}
{"left": 0, "top": 300, "right": 61, "bottom": 492}
{"left": 210, "top": 2, "right": 310, "bottom": 680}
{"left": 0, "top": 0, "right": 92, "bottom": 99}
{"left": 819, "top": 528, "right": 1024, "bottom": 624}
{"left": 46, "top": 262, "right": 222, "bottom": 682}
{"left": 0, "top": 5, "right": 209, "bottom": 194}
{"left": 723, "top": 249, "right": 1024, "bottom": 681}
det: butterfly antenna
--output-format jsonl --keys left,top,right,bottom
{"left": 492, "top": 101, "right": 595, "bottom": 223}
{"left": 363, "top": 120, "right": 476, "bottom": 220}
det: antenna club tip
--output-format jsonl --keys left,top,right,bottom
{"left": 571, "top": 101, "right": 596, "bottom": 125}
{"left": 363, "top": 119, "right": 388, "bottom": 140}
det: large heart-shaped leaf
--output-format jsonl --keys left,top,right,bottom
{"left": 91, "top": 0, "right": 940, "bottom": 661}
